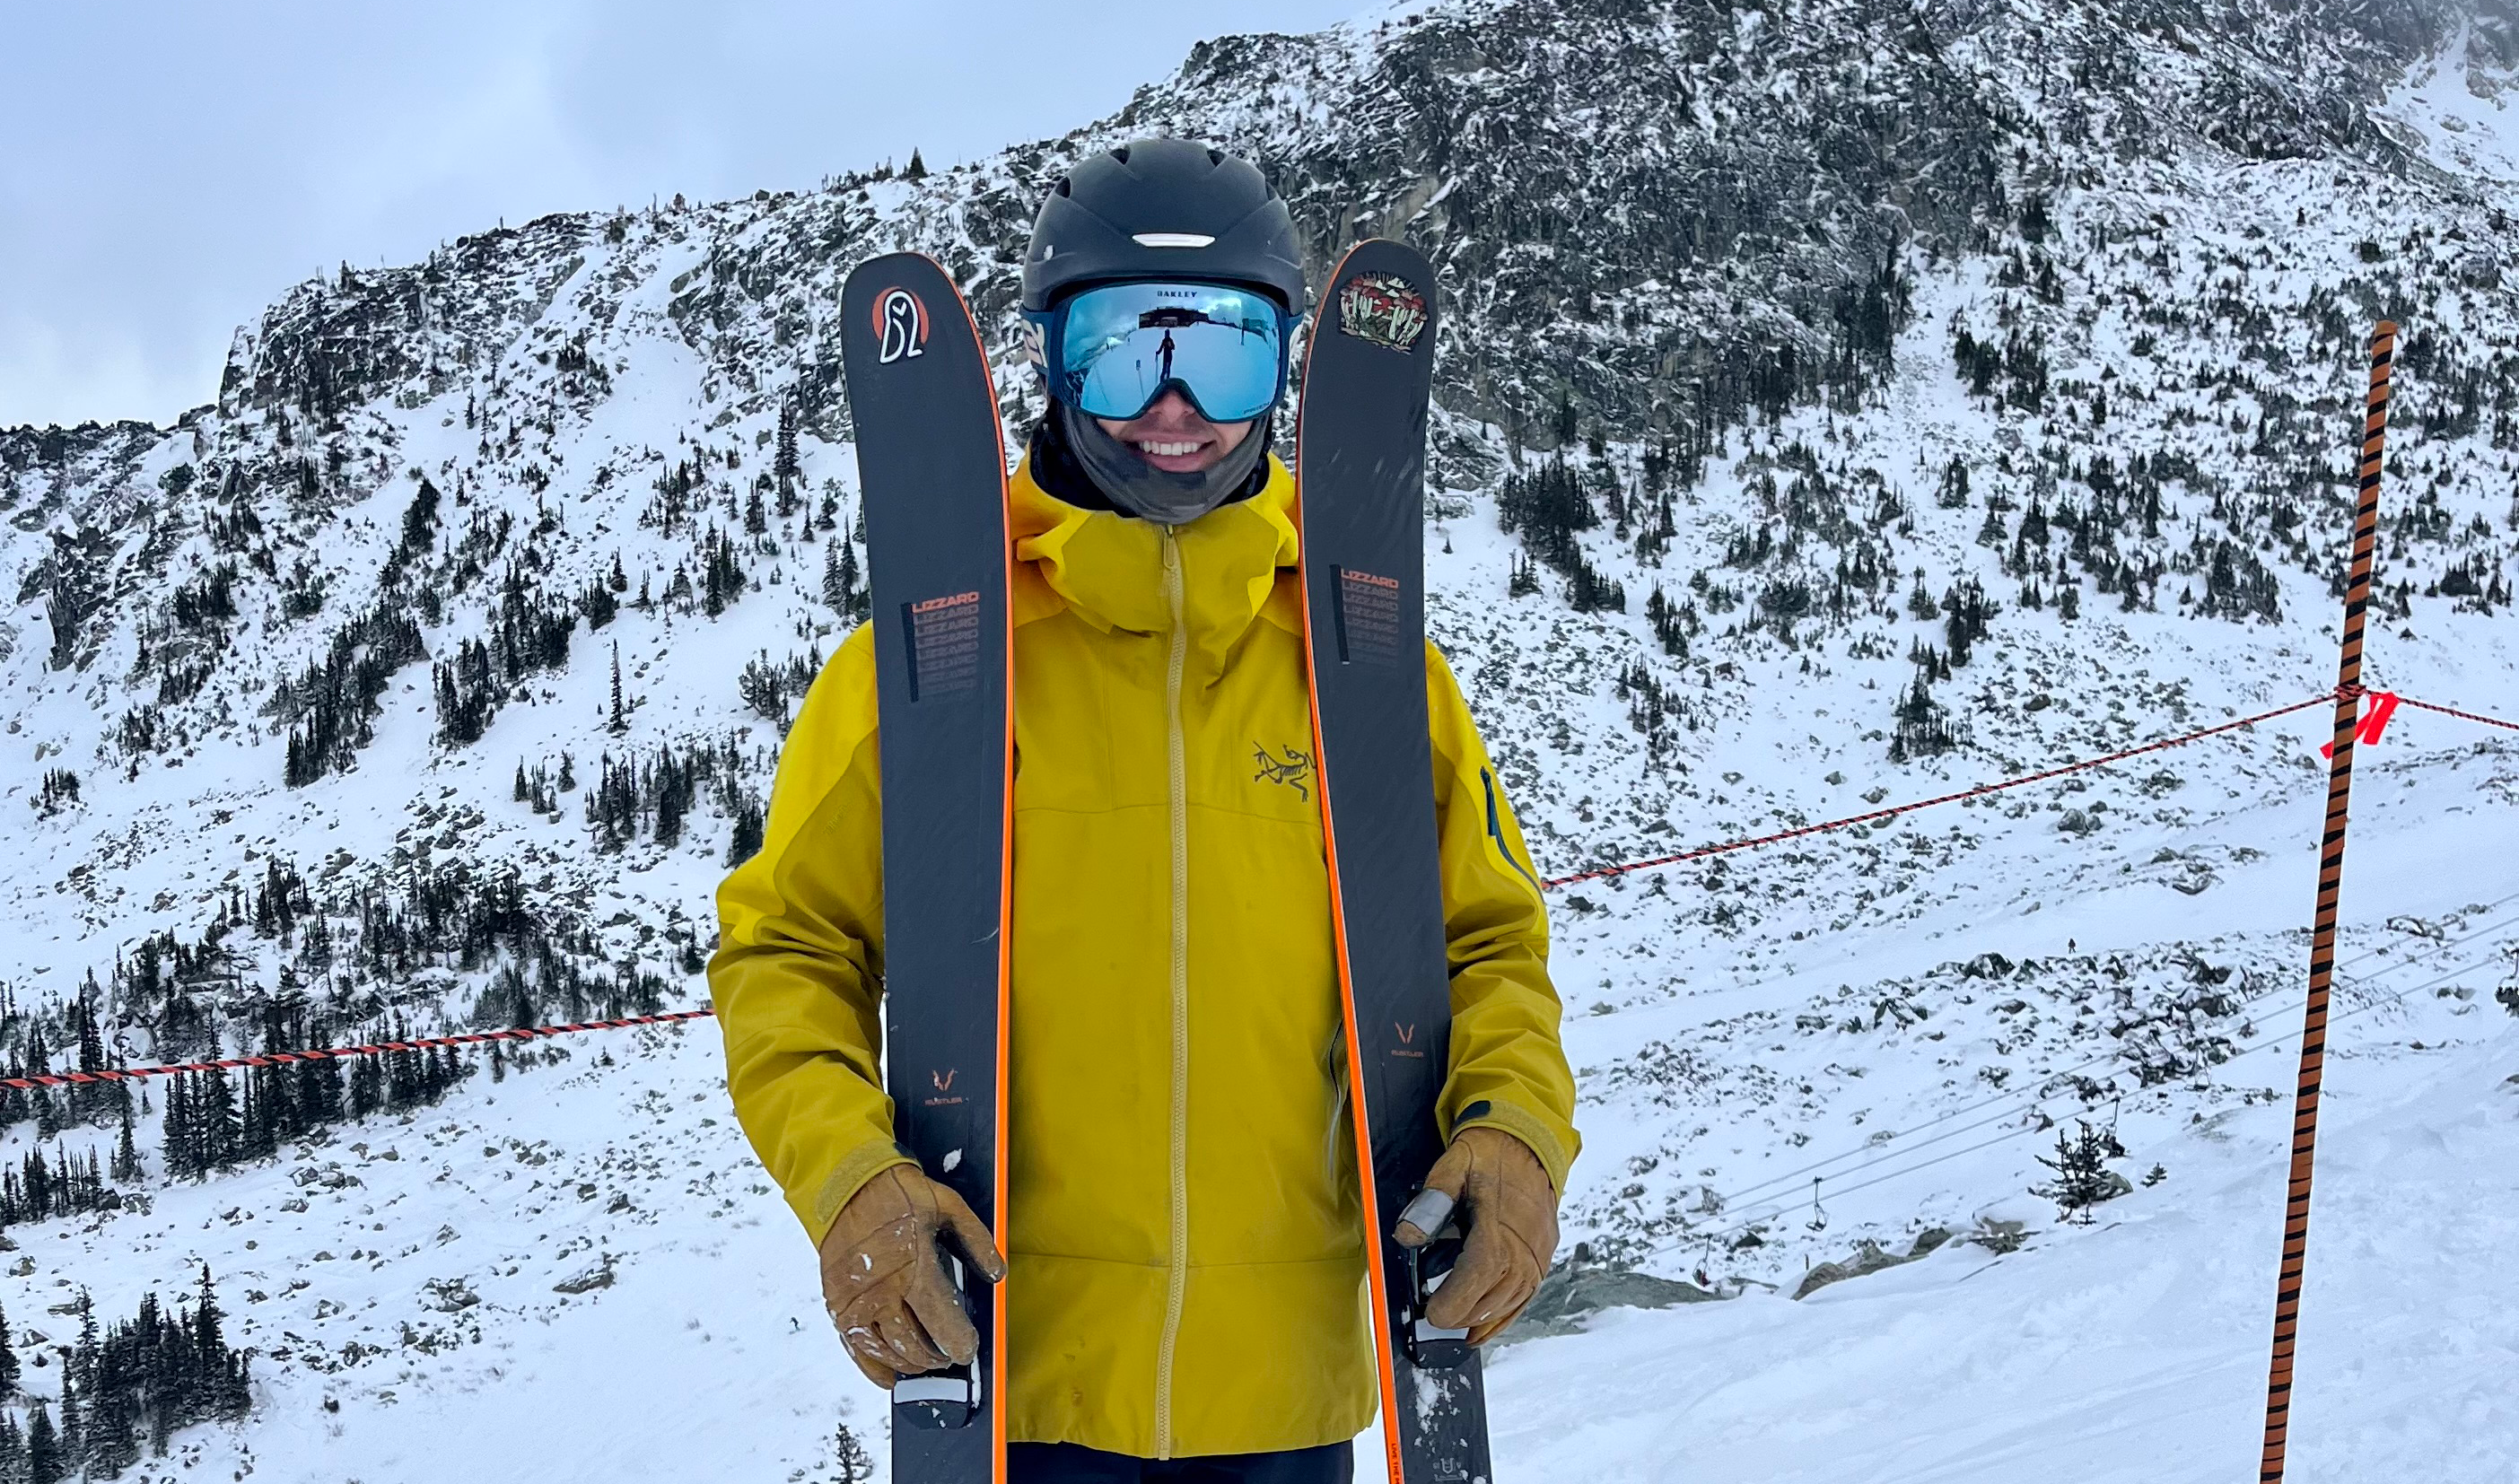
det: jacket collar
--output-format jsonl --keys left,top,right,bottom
{"left": 1010, "top": 452, "right": 1301, "bottom": 671}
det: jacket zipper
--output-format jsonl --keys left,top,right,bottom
{"left": 1483, "top": 766, "right": 1544, "bottom": 895}
{"left": 1154, "top": 527, "right": 1191, "bottom": 1459}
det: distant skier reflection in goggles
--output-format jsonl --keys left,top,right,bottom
{"left": 1028, "top": 280, "right": 1291, "bottom": 424}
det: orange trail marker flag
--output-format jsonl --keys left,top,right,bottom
{"left": 2317, "top": 690, "right": 2397, "bottom": 760}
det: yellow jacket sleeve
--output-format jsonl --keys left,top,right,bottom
{"left": 1424, "top": 644, "right": 1581, "bottom": 1194}
{"left": 712, "top": 623, "right": 915, "bottom": 1248}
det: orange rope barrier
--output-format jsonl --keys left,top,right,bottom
{"left": 1541, "top": 692, "right": 2335, "bottom": 889}
{"left": 0, "top": 1009, "right": 716, "bottom": 1092}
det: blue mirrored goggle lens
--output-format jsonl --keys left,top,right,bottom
{"left": 1048, "top": 282, "right": 1285, "bottom": 423}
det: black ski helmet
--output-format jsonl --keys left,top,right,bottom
{"left": 1021, "top": 138, "right": 1308, "bottom": 315}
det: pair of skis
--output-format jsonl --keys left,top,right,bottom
{"left": 839, "top": 241, "right": 1489, "bottom": 1484}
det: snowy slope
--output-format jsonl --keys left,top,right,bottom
{"left": 3, "top": 0, "right": 2517, "bottom": 1475}
{"left": 39, "top": 779, "right": 2518, "bottom": 1482}
{"left": 1493, "top": 1035, "right": 2519, "bottom": 1482}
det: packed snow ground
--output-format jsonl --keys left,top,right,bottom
{"left": 1493, "top": 1034, "right": 2519, "bottom": 1483}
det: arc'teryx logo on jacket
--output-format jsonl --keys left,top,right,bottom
{"left": 1251, "top": 742, "right": 1314, "bottom": 801}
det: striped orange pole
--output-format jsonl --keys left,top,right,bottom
{"left": 2259, "top": 319, "right": 2394, "bottom": 1483}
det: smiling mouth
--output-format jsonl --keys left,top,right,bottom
{"left": 1137, "top": 441, "right": 1205, "bottom": 458}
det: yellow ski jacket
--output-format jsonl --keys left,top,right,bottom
{"left": 713, "top": 453, "right": 1578, "bottom": 1459}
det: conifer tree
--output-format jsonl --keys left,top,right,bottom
{"left": 73, "top": 986, "right": 107, "bottom": 1120}
{"left": 839, "top": 537, "right": 864, "bottom": 620}
{"left": 110, "top": 1100, "right": 141, "bottom": 1183}
{"left": 25, "top": 1399, "right": 57, "bottom": 1484}
{"left": 57, "top": 1369, "right": 81, "bottom": 1476}
{"left": 834, "top": 1420, "right": 875, "bottom": 1481}
{"left": 194, "top": 1070, "right": 238, "bottom": 1174}
{"left": 71, "top": 1293, "right": 94, "bottom": 1397}
{"left": 774, "top": 403, "right": 800, "bottom": 518}
{"left": 609, "top": 644, "right": 627, "bottom": 735}
{"left": 193, "top": 1265, "right": 226, "bottom": 1370}
{"left": 727, "top": 794, "right": 765, "bottom": 867}
{"left": 85, "top": 1380, "right": 137, "bottom": 1477}
{"left": 0, "top": 1297, "right": 17, "bottom": 1397}
{"left": 161, "top": 1071, "right": 192, "bottom": 1180}
{"left": 2036, "top": 1120, "right": 2128, "bottom": 1223}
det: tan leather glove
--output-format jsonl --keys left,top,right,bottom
{"left": 1392, "top": 1126, "right": 1559, "bottom": 1347}
{"left": 818, "top": 1165, "right": 1006, "bottom": 1387}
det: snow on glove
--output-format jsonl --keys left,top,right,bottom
{"left": 1391, "top": 1125, "right": 1559, "bottom": 1347}
{"left": 818, "top": 1164, "right": 1006, "bottom": 1388}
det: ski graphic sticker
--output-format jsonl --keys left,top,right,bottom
{"left": 875, "top": 285, "right": 931, "bottom": 363}
{"left": 1335, "top": 272, "right": 1429, "bottom": 352}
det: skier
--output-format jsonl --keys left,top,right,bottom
{"left": 714, "top": 138, "right": 1578, "bottom": 1483}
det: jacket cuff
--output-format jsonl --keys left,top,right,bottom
{"left": 1448, "top": 1100, "right": 1575, "bottom": 1198}
{"left": 799, "top": 1141, "right": 921, "bottom": 1248}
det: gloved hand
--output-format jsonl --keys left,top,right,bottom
{"left": 1391, "top": 1126, "right": 1558, "bottom": 1347}
{"left": 818, "top": 1165, "right": 1006, "bottom": 1387}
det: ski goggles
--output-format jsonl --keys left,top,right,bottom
{"left": 1024, "top": 280, "right": 1293, "bottom": 424}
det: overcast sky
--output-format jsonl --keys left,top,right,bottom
{"left": 0, "top": 0, "right": 1367, "bottom": 431}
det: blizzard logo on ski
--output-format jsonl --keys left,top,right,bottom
{"left": 924, "top": 1069, "right": 965, "bottom": 1106}
{"left": 1335, "top": 272, "right": 1427, "bottom": 352}
{"left": 1333, "top": 566, "right": 1404, "bottom": 666}
{"left": 1392, "top": 1023, "right": 1426, "bottom": 1059}
{"left": 874, "top": 286, "right": 930, "bottom": 364}
{"left": 904, "top": 589, "right": 983, "bottom": 701}
{"left": 1252, "top": 742, "right": 1314, "bottom": 801}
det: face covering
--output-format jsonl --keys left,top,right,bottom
{"left": 1056, "top": 400, "right": 1272, "bottom": 527}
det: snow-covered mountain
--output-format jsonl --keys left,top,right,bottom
{"left": 4, "top": 0, "right": 2517, "bottom": 1475}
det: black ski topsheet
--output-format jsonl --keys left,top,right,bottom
{"left": 840, "top": 252, "right": 1012, "bottom": 1484}
{"left": 1297, "top": 240, "right": 1492, "bottom": 1484}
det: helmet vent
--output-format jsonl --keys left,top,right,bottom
{"left": 1111, "top": 145, "right": 1132, "bottom": 165}
{"left": 1132, "top": 232, "right": 1216, "bottom": 248}
{"left": 1207, "top": 148, "right": 1226, "bottom": 166}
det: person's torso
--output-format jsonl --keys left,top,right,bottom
{"left": 1002, "top": 513, "right": 1360, "bottom": 1273}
